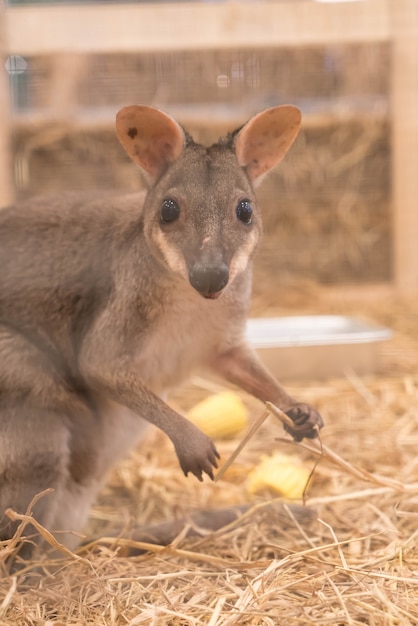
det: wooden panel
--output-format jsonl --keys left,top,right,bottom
{"left": 5, "top": 1, "right": 390, "bottom": 55}
{"left": 390, "top": 0, "right": 418, "bottom": 293}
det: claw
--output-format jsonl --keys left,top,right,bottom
{"left": 175, "top": 429, "right": 220, "bottom": 481}
{"left": 284, "top": 403, "right": 323, "bottom": 442}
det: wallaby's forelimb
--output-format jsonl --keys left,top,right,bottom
{"left": 213, "top": 345, "right": 323, "bottom": 441}
{"left": 80, "top": 359, "right": 219, "bottom": 480}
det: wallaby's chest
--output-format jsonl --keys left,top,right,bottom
{"left": 135, "top": 291, "right": 246, "bottom": 394}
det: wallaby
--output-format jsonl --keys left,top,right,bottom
{"left": 0, "top": 105, "right": 323, "bottom": 565}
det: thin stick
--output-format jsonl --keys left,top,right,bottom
{"left": 6, "top": 508, "right": 91, "bottom": 565}
{"left": 86, "top": 537, "right": 272, "bottom": 570}
{"left": 266, "top": 402, "right": 407, "bottom": 492}
{"left": 214, "top": 409, "right": 270, "bottom": 482}
{"left": 318, "top": 518, "right": 348, "bottom": 570}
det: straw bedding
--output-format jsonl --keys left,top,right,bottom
{"left": 1, "top": 287, "right": 418, "bottom": 625}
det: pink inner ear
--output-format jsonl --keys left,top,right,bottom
{"left": 235, "top": 106, "right": 301, "bottom": 182}
{"left": 116, "top": 105, "right": 185, "bottom": 181}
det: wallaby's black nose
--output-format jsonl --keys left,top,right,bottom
{"left": 189, "top": 262, "right": 229, "bottom": 298}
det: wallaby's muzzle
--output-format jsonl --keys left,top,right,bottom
{"left": 188, "top": 261, "right": 229, "bottom": 299}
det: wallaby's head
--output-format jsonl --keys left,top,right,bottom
{"left": 116, "top": 105, "right": 301, "bottom": 299}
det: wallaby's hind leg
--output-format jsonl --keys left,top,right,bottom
{"left": 0, "top": 404, "right": 72, "bottom": 561}
{"left": 0, "top": 325, "right": 100, "bottom": 562}
{"left": 0, "top": 404, "right": 104, "bottom": 573}
{"left": 0, "top": 325, "right": 151, "bottom": 565}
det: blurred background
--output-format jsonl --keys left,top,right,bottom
{"left": 3, "top": 0, "right": 417, "bottom": 301}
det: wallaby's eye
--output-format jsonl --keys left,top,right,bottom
{"left": 160, "top": 198, "right": 180, "bottom": 224}
{"left": 236, "top": 199, "right": 253, "bottom": 225}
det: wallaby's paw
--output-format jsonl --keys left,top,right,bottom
{"left": 176, "top": 430, "right": 220, "bottom": 481}
{"left": 284, "top": 403, "right": 323, "bottom": 442}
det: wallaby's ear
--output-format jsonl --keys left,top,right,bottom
{"left": 116, "top": 105, "right": 185, "bottom": 183}
{"left": 234, "top": 105, "right": 301, "bottom": 186}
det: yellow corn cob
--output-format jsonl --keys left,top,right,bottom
{"left": 247, "top": 452, "right": 310, "bottom": 499}
{"left": 187, "top": 391, "right": 248, "bottom": 439}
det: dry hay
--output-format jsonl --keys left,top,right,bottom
{"left": 1, "top": 289, "right": 418, "bottom": 625}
